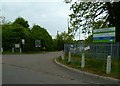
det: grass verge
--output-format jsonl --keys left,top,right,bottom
{"left": 2, "top": 51, "right": 48, "bottom": 55}
{"left": 57, "top": 54, "right": 120, "bottom": 79}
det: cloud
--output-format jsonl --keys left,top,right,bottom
{"left": 2, "top": 1, "right": 70, "bottom": 37}
{"left": 2, "top": 0, "right": 63, "bottom": 2}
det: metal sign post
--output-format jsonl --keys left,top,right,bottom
{"left": 93, "top": 27, "right": 115, "bottom": 74}
{"left": 22, "top": 39, "right": 25, "bottom": 53}
{"left": 110, "top": 40, "right": 113, "bottom": 57}
{"left": 35, "top": 40, "right": 41, "bottom": 47}
{"left": 35, "top": 40, "right": 41, "bottom": 52}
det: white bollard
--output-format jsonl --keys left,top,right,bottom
{"left": 68, "top": 51, "right": 71, "bottom": 62}
{"left": 1, "top": 48, "right": 3, "bottom": 52}
{"left": 20, "top": 48, "right": 22, "bottom": 53}
{"left": 81, "top": 53, "right": 85, "bottom": 68}
{"left": 12, "top": 48, "right": 14, "bottom": 53}
{"left": 106, "top": 55, "right": 111, "bottom": 74}
{"left": 62, "top": 51, "right": 64, "bottom": 60}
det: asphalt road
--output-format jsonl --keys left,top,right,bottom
{"left": 2, "top": 52, "right": 119, "bottom": 84}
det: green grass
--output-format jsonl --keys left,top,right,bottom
{"left": 57, "top": 54, "right": 120, "bottom": 79}
{"left": 2, "top": 51, "right": 48, "bottom": 55}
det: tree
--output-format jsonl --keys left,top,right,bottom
{"left": 2, "top": 23, "right": 25, "bottom": 51}
{"left": 31, "top": 25, "right": 53, "bottom": 51}
{"left": 13, "top": 17, "right": 29, "bottom": 28}
{"left": 65, "top": 1, "right": 120, "bottom": 42}
{"left": 55, "top": 31, "right": 74, "bottom": 50}
{"left": 105, "top": 2, "right": 120, "bottom": 42}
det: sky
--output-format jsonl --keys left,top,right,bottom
{"left": 1, "top": 0, "right": 71, "bottom": 38}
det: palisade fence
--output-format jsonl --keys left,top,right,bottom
{"left": 64, "top": 42, "right": 120, "bottom": 60}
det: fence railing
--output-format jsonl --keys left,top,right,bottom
{"left": 64, "top": 42, "right": 120, "bottom": 60}
{"left": 63, "top": 42, "right": 120, "bottom": 76}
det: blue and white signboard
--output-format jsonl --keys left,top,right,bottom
{"left": 93, "top": 27, "right": 115, "bottom": 43}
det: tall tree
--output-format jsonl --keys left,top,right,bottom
{"left": 31, "top": 25, "right": 53, "bottom": 51}
{"left": 105, "top": 2, "right": 120, "bottom": 42}
{"left": 55, "top": 31, "right": 74, "bottom": 50}
{"left": 2, "top": 23, "right": 25, "bottom": 51}
{"left": 65, "top": 0, "right": 120, "bottom": 42}
{"left": 13, "top": 17, "right": 29, "bottom": 28}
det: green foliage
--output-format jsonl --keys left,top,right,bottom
{"left": 2, "top": 17, "right": 54, "bottom": 52}
{"left": 83, "top": 35, "right": 93, "bottom": 44}
{"left": 65, "top": 1, "right": 120, "bottom": 42}
{"left": 31, "top": 25, "right": 53, "bottom": 51}
{"left": 2, "top": 17, "right": 75, "bottom": 52}
{"left": 68, "top": 2, "right": 107, "bottom": 37}
{"left": 13, "top": 17, "right": 29, "bottom": 28}
{"left": 55, "top": 31, "right": 74, "bottom": 50}
{"left": 2, "top": 23, "right": 25, "bottom": 51}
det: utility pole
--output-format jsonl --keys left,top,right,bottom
{"left": 68, "top": 18, "right": 69, "bottom": 33}
{"left": 79, "top": 27, "right": 80, "bottom": 42}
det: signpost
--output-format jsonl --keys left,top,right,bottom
{"left": 22, "top": 39, "right": 25, "bottom": 53}
{"left": 15, "top": 44, "right": 21, "bottom": 53}
{"left": 35, "top": 40, "right": 41, "bottom": 47}
{"left": 93, "top": 27, "right": 116, "bottom": 74}
{"left": 15, "top": 44, "right": 20, "bottom": 48}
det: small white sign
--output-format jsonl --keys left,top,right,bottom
{"left": 84, "top": 46, "right": 90, "bottom": 51}
{"left": 15, "top": 44, "right": 20, "bottom": 48}
{"left": 22, "top": 39, "right": 25, "bottom": 44}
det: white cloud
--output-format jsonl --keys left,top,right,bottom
{"left": 2, "top": 0, "right": 64, "bottom": 2}
{"left": 2, "top": 1, "right": 70, "bottom": 37}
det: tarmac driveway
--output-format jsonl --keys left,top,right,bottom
{"left": 2, "top": 52, "right": 119, "bottom": 84}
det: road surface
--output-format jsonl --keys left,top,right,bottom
{"left": 2, "top": 52, "right": 119, "bottom": 84}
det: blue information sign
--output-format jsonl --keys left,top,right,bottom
{"left": 93, "top": 27, "right": 115, "bottom": 43}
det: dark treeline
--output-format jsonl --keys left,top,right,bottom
{"left": 2, "top": 17, "right": 74, "bottom": 52}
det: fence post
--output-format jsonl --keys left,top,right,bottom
{"left": 106, "top": 55, "right": 111, "bottom": 74}
{"left": 81, "top": 53, "right": 85, "bottom": 68}
{"left": 12, "top": 47, "right": 14, "bottom": 53}
{"left": 68, "top": 50, "right": 71, "bottom": 62}
{"left": 1, "top": 48, "right": 3, "bottom": 52}
{"left": 20, "top": 48, "right": 22, "bottom": 53}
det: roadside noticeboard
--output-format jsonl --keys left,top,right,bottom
{"left": 93, "top": 27, "right": 115, "bottom": 43}
{"left": 35, "top": 40, "right": 41, "bottom": 47}
{"left": 15, "top": 44, "right": 20, "bottom": 48}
